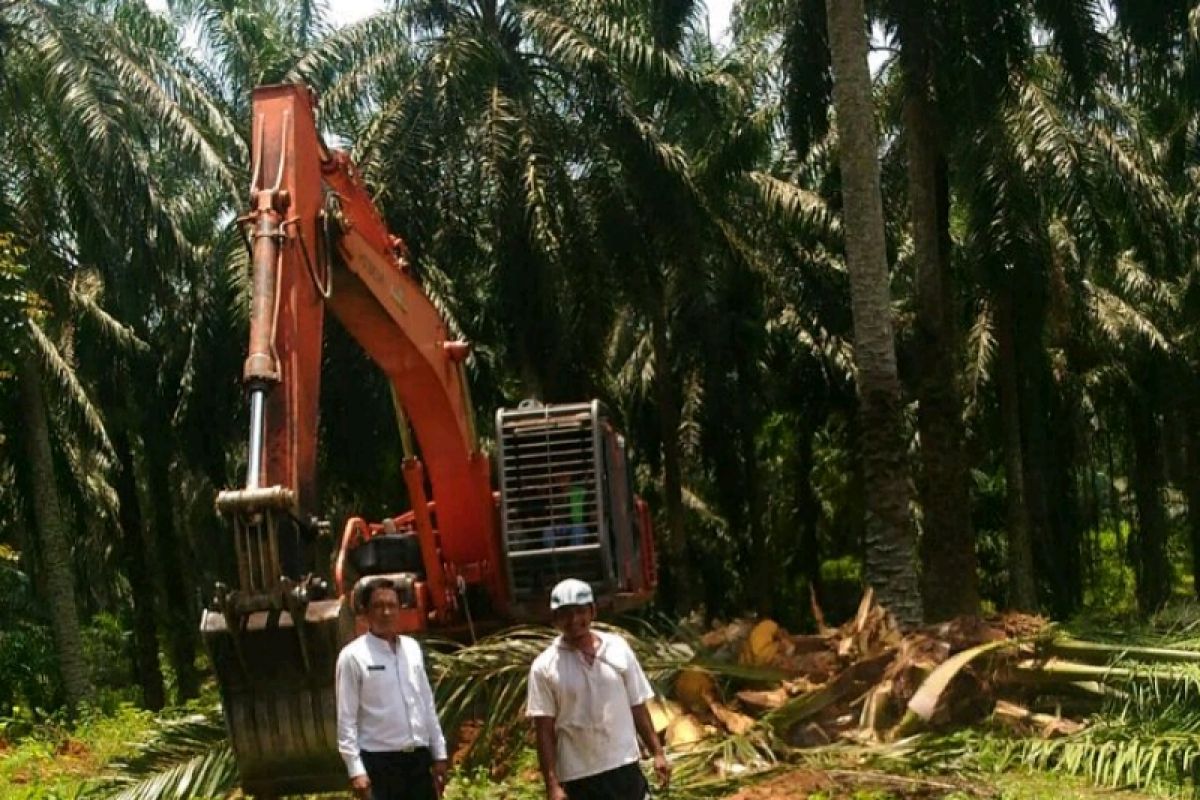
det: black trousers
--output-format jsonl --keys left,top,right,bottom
{"left": 562, "top": 763, "right": 649, "bottom": 800}
{"left": 360, "top": 748, "right": 436, "bottom": 800}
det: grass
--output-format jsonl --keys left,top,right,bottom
{"left": 0, "top": 712, "right": 1181, "bottom": 800}
{"left": 444, "top": 748, "right": 544, "bottom": 800}
{"left": 711, "top": 762, "right": 1165, "bottom": 800}
{"left": 0, "top": 705, "right": 157, "bottom": 800}
{"left": 990, "top": 770, "right": 1163, "bottom": 799}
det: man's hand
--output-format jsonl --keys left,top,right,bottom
{"left": 653, "top": 751, "right": 671, "bottom": 789}
{"left": 432, "top": 759, "right": 450, "bottom": 797}
{"left": 350, "top": 773, "right": 372, "bottom": 800}
{"left": 547, "top": 781, "right": 569, "bottom": 800}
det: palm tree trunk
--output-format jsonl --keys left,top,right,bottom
{"left": 1129, "top": 393, "right": 1171, "bottom": 614}
{"left": 141, "top": 393, "right": 200, "bottom": 702}
{"left": 1184, "top": 404, "right": 1200, "bottom": 601}
{"left": 16, "top": 345, "right": 92, "bottom": 710}
{"left": 898, "top": 2, "right": 978, "bottom": 621}
{"left": 1044, "top": 392, "right": 1083, "bottom": 615}
{"left": 824, "top": 0, "right": 921, "bottom": 626}
{"left": 1018, "top": 361, "right": 1056, "bottom": 601}
{"left": 651, "top": 298, "right": 693, "bottom": 613}
{"left": 111, "top": 424, "right": 167, "bottom": 711}
{"left": 795, "top": 423, "right": 823, "bottom": 607}
{"left": 97, "top": 366, "right": 166, "bottom": 711}
{"left": 995, "top": 292, "right": 1037, "bottom": 610}
{"left": 744, "top": 428, "right": 773, "bottom": 617}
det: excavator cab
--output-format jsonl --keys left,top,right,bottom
{"left": 496, "top": 400, "right": 656, "bottom": 618}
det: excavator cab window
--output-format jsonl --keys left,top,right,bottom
{"left": 495, "top": 400, "right": 653, "bottom": 617}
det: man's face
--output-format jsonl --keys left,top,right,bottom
{"left": 551, "top": 603, "right": 594, "bottom": 640}
{"left": 365, "top": 587, "right": 402, "bottom": 638}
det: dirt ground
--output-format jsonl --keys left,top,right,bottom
{"left": 721, "top": 769, "right": 980, "bottom": 800}
{"left": 719, "top": 768, "right": 1157, "bottom": 800}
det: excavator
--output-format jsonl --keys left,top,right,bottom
{"left": 199, "top": 84, "right": 657, "bottom": 798}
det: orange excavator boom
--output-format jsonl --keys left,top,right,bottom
{"left": 228, "top": 83, "right": 503, "bottom": 615}
{"left": 201, "top": 83, "right": 655, "bottom": 798}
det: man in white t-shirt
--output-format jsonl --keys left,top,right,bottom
{"left": 526, "top": 578, "right": 671, "bottom": 800}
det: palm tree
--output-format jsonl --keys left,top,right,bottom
{"left": 890, "top": 0, "right": 978, "bottom": 620}
{"left": 0, "top": 0, "right": 247, "bottom": 706}
{"left": 822, "top": 0, "right": 920, "bottom": 625}
{"left": 288, "top": 0, "right": 769, "bottom": 611}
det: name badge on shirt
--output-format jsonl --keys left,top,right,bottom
{"left": 367, "top": 665, "right": 386, "bottom": 671}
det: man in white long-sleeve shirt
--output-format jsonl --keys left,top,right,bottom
{"left": 336, "top": 577, "right": 449, "bottom": 800}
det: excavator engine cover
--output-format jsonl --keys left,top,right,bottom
{"left": 201, "top": 597, "right": 355, "bottom": 797}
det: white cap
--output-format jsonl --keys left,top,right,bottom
{"left": 549, "top": 578, "right": 594, "bottom": 610}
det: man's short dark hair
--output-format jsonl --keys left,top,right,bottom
{"left": 356, "top": 577, "right": 398, "bottom": 612}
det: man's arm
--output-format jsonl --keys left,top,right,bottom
{"left": 619, "top": 641, "right": 670, "bottom": 790}
{"left": 335, "top": 650, "right": 371, "bottom": 798}
{"left": 533, "top": 716, "right": 567, "bottom": 800}
{"left": 411, "top": 642, "right": 449, "bottom": 796}
{"left": 631, "top": 704, "right": 670, "bottom": 788}
{"left": 411, "top": 642, "right": 448, "bottom": 760}
{"left": 527, "top": 660, "right": 563, "bottom": 800}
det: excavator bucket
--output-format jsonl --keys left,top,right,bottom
{"left": 201, "top": 597, "right": 355, "bottom": 797}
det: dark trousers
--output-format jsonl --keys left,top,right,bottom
{"left": 361, "top": 748, "right": 436, "bottom": 800}
{"left": 562, "top": 763, "right": 649, "bottom": 800}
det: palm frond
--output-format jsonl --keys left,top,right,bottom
{"left": 1083, "top": 281, "right": 1171, "bottom": 353}
{"left": 62, "top": 278, "right": 150, "bottom": 355}
{"left": 26, "top": 318, "right": 114, "bottom": 458}
{"left": 965, "top": 301, "right": 995, "bottom": 412}
{"left": 743, "top": 171, "right": 840, "bottom": 242}
{"left": 429, "top": 626, "right": 555, "bottom": 767}
{"left": 607, "top": 309, "right": 656, "bottom": 399}
{"left": 87, "top": 5, "right": 245, "bottom": 198}
{"left": 60, "top": 437, "right": 118, "bottom": 522}
{"left": 92, "top": 708, "right": 237, "bottom": 800}
{"left": 520, "top": 6, "right": 699, "bottom": 90}
{"left": 667, "top": 729, "right": 779, "bottom": 798}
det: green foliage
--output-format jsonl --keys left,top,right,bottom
{"left": 83, "top": 705, "right": 235, "bottom": 800}
{"left": 0, "top": 704, "right": 156, "bottom": 800}
{"left": 443, "top": 749, "right": 544, "bottom": 800}
{"left": 0, "top": 235, "right": 27, "bottom": 377}
{"left": 0, "top": 556, "right": 60, "bottom": 724}
{"left": 1, "top": 585, "right": 141, "bottom": 728}
{"left": 1081, "top": 524, "right": 1138, "bottom": 615}
{"left": 0, "top": 622, "right": 62, "bottom": 726}
{"left": 82, "top": 615, "right": 134, "bottom": 706}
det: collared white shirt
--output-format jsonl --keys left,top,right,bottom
{"left": 526, "top": 631, "right": 655, "bottom": 782}
{"left": 335, "top": 632, "right": 448, "bottom": 778}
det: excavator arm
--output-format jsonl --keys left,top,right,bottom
{"left": 220, "top": 84, "right": 503, "bottom": 616}
{"left": 201, "top": 84, "right": 503, "bottom": 797}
